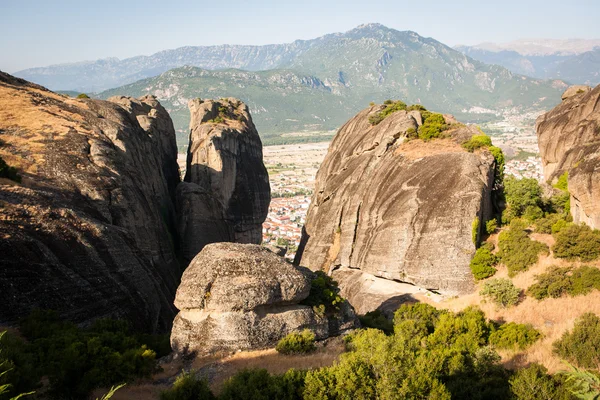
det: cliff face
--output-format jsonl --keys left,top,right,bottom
{"left": 536, "top": 85, "right": 600, "bottom": 229}
{"left": 177, "top": 98, "right": 270, "bottom": 262}
{"left": 0, "top": 72, "right": 181, "bottom": 331}
{"left": 294, "top": 106, "right": 496, "bottom": 296}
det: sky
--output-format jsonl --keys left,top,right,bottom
{"left": 1, "top": 0, "right": 599, "bottom": 72}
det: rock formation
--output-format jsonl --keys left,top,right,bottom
{"left": 0, "top": 72, "right": 181, "bottom": 331}
{"left": 294, "top": 105, "right": 497, "bottom": 298}
{"left": 536, "top": 84, "right": 600, "bottom": 229}
{"left": 170, "top": 243, "right": 330, "bottom": 355}
{"left": 177, "top": 98, "right": 270, "bottom": 262}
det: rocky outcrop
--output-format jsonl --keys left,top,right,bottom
{"left": 536, "top": 84, "right": 600, "bottom": 229}
{"left": 0, "top": 72, "right": 181, "bottom": 331}
{"left": 177, "top": 98, "right": 270, "bottom": 262}
{"left": 294, "top": 106, "right": 497, "bottom": 296}
{"left": 170, "top": 243, "right": 330, "bottom": 355}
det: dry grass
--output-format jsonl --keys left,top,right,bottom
{"left": 434, "top": 232, "right": 600, "bottom": 373}
{"left": 396, "top": 138, "right": 465, "bottom": 159}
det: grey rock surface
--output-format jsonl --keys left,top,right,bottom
{"left": 0, "top": 72, "right": 181, "bottom": 331}
{"left": 294, "top": 106, "right": 496, "bottom": 295}
{"left": 177, "top": 98, "right": 270, "bottom": 262}
{"left": 536, "top": 84, "right": 600, "bottom": 229}
{"left": 171, "top": 243, "right": 331, "bottom": 354}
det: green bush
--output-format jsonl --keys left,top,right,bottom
{"left": 358, "top": 310, "right": 393, "bottom": 334}
{"left": 462, "top": 134, "right": 493, "bottom": 152}
{"left": 527, "top": 266, "right": 600, "bottom": 300}
{"left": 300, "top": 271, "right": 344, "bottom": 315}
{"left": 480, "top": 278, "right": 521, "bottom": 308}
{"left": 160, "top": 371, "right": 215, "bottom": 400}
{"left": 76, "top": 93, "right": 90, "bottom": 99}
{"left": 0, "top": 156, "right": 21, "bottom": 183}
{"left": 498, "top": 219, "right": 548, "bottom": 276}
{"left": 503, "top": 177, "right": 543, "bottom": 222}
{"left": 509, "top": 363, "right": 572, "bottom": 400}
{"left": 472, "top": 217, "right": 480, "bottom": 245}
{"left": 486, "top": 219, "right": 498, "bottom": 234}
{"left": 553, "top": 313, "right": 600, "bottom": 369}
{"left": 405, "top": 127, "right": 417, "bottom": 140}
{"left": 276, "top": 330, "right": 316, "bottom": 355}
{"left": 368, "top": 100, "right": 407, "bottom": 125}
{"left": 470, "top": 247, "right": 499, "bottom": 280}
{"left": 417, "top": 113, "right": 448, "bottom": 141}
{"left": 0, "top": 310, "right": 168, "bottom": 399}
{"left": 489, "top": 146, "right": 505, "bottom": 185}
{"left": 219, "top": 368, "right": 306, "bottom": 400}
{"left": 489, "top": 322, "right": 541, "bottom": 350}
{"left": 534, "top": 213, "right": 563, "bottom": 234}
{"left": 553, "top": 223, "right": 600, "bottom": 262}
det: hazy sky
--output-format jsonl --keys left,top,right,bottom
{"left": 1, "top": 0, "right": 598, "bottom": 72}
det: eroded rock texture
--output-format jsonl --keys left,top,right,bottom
{"left": 170, "top": 243, "right": 329, "bottom": 355}
{"left": 536, "top": 84, "right": 600, "bottom": 229}
{"left": 294, "top": 106, "right": 496, "bottom": 296}
{"left": 0, "top": 72, "right": 180, "bottom": 331}
{"left": 177, "top": 98, "right": 270, "bottom": 262}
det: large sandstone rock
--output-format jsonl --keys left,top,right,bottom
{"left": 0, "top": 72, "right": 180, "bottom": 331}
{"left": 171, "top": 243, "right": 329, "bottom": 355}
{"left": 177, "top": 98, "right": 270, "bottom": 262}
{"left": 536, "top": 84, "right": 600, "bottom": 229}
{"left": 294, "top": 106, "right": 496, "bottom": 296}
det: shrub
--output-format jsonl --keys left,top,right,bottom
{"left": 300, "top": 271, "right": 344, "bottom": 315}
{"left": 368, "top": 100, "right": 407, "bottom": 125}
{"left": 76, "top": 93, "right": 90, "bottom": 99}
{"left": 394, "top": 302, "right": 444, "bottom": 334}
{"left": 472, "top": 217, "right": 480, "bottom": 245}
{"left": 276, "top": 330, "right": 316, "bottom": 355}
{"left": 0, "top": 156, "right": 21, "bottom": 183}
{"left": 498, "top": 219, "right": 548, "bottom": 276}
{"left": 489, "top": 322, "right": 541, "bottom": 350}
{"left": 462, "top": 134, "right": 493, "bottom": 152}
{"left": 219, "top": 368, "right": 306, "bottom": 400}
{"left": 470, "top": 247, "right": 499, "bottom": 280}
{"left": 527, "top": 266, "right": 600, "bottom": 300}
{"left": 405, "top": 127, "right": 417, "bottom": 140}
{"left": 160, "top": 371, "right": 215, "bottom": 400}
{"left": 489, "top": 146, "right": 505, "bottom": 185}
{"left": 480, "top": 278, "right": 521, "bottom": 308}
{"left": 417, "top": 113, "right": 448, "bottom": 141}
{"left": 554, "top": 171, "right": 569, "bottom": 192}
{"left": 485, "top": 219, "right": 498, "bottom": 234}
{"left": 358, "top": 310, "right": 393, "bottom": 334}
{"left": 503, "top": 177, "right": 543, "bottom": 221}
{"left": 563, "top": 364, "right": 600, "bottom": 400}
{"left": 553, "top": 223, "right": 600, "bottom": 262}
{"left": 553, "top": 313, "right": 600, "bottom": 369}
{"left": 509, "top": 363, "right": 571, "bottom": 400}
{"left": 406, "top": 104, "right": 427, "bottom": 112}
{"left": 534, "top": 213, "right": 563, "bottom": 234}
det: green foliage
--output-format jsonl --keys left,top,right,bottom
{"left": 472, "top": 217, "right": 480, "bottom": 245}
{"left": 160, "top": 371, "right": 215, "bottom": 400}
{"left": 553, "top": 224, "right": 600, "bottom": 262}
{"left": 462, "top": 134, "right": 493, "bottom": 152}
{"left": 0, "top": 310, "right": 168, "bottom": 399}
{"left": 509, "top": 363, "right": 572, "bottom": 400}
{"left": 206, "top": 116, "right": 225, "bottom": 124}
{"left": 76, "top": 93, "right": 90, "bottom": 99}
{"left": 368, "top": 100, "right": 407, "bottom": 125}
{"left": 219, "top": 368, "right": 306, "bottom": 400}
{"left": 553, "top": 313, "right": 600, "bottom": 369}
{"left": 555, "top": 171, "right": 569, "bottom": 192}
{"left": 405, "top": 127, "right": 417, "bottom": 140}
{"left": 358, "top": 310, "right": 393, "bottom": 335}
{"left": 563, "top": 363, "right": 600, "bottom": 400}
{"left": 535, "top": 213, "right": 564, "bottom": 234}
{"left": 300, "top": 271, "right": 343, "bottom": 315}
{"left": 406, "top": 104, "right": 427, "bottom": 112}
{"left": 418, "top": 113, "right": 448, "bottom": 141}
{"left": 553, "top": 219, "right": 570, "bottom": 234}
{"left": 0, "top": 157, "right": 21, "bottom": 183}
{"left": 503, "top": 177, "right": 543, "bottom": 222}
{"left": 96, "top": 384, "right": 126, "bottom": 400}
{"left": 0, "top": 332, "right": 35, "bottom": 400}
{"left": 489, "top": 145, "right": 505, "bottom": 185}
{"left": 486, "top": 219, "right": 498, "bottom": 234}
{"left": 527, "top": 266, "right": 600, "bottom": 300}
{"left": 480, "top": 278, "right": 521, "bottom": 308}
{"left": 470, "top": 247, "right": 499, "bottom": 280}
{"left": 489, "top": 322, "right": 541, "bottom": 350}
{"left": 498, "top": 219, "right": 549, "bottom": 276}
{"left": 276, "top": 330, "right": 316, "bottom": 355}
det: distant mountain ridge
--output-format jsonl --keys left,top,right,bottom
{"left": 456, "top": 39, "right": 600, "bottom": 85}
{"left": 93, "top": 24, "right": 566, "bottom": 144}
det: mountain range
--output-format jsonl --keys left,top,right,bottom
{"left": 456, "top": 39, "right": 600, "bottom": 85}
{"left": 14, "top": 24, "right": 569, "bottom": 144}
